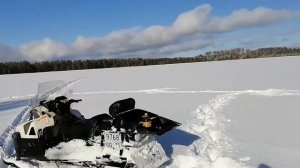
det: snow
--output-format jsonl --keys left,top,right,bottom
{"left": 1, "top": 56, "right": 300, "bottom": 168}
{"left": 224, "top": 95, "right": 300, "bottom": 168}
{"left": 45, "top": 139, "right": 105, "bottom": 161}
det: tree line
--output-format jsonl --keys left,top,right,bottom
{"left": 1, "top": 47, "right": 300, "bottom": 75}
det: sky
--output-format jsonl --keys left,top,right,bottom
{"left": 1, "top": 0, "right": 300, "bottom": 62}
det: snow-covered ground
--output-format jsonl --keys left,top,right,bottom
{"left": 1, "top": 56, "right": 300, "bottom": 168}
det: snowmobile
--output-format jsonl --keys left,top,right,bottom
{"left": 3, "top": 95, "right": 181, "bottom": 168}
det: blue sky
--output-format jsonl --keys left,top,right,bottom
{"left": 1, "top": 0, "right": 300, "bottom": 62}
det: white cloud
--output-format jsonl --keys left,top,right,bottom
{"left": 0, "top": 43, "right": 24, "bottom": 62}
{"left": 172, "top": 4, "right": 212, "bottom": 35}
{"left": 1, "top": 4, "right": 300, "bottom": 62}
{"left": 20, "top": 38, "right": 70, "bottom": 62}
{"left": 209, "top": 7, "right": 300, "bottom": 32}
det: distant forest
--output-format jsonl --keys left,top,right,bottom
{"left": 1, "top": 47, "right": 300, "bottom": 75}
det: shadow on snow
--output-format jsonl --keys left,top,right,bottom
{"left": 0, "top": 99, "right": 30, "bottom": 112}
{"left": 156, "top": 128, "right": 200, "bottom": 157}
{"left": 258, "top": 164, "right": 272, "bottom": 168}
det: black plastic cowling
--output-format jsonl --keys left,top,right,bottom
{"left": 109, "top": 98, "right": 135, "bottom": 117}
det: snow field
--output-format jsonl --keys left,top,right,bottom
{"left": 1, "top": 56, "right": 300, "bottom": 167}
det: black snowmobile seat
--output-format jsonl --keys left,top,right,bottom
{"left": 55, "top": 96, "right": 68, "bottom": 101}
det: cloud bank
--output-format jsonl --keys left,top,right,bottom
{"left": 0, "top": 43, "right": 25, "bottom": 62}
{"left": 1, "top": 4, "right": 300, "bottom": 62}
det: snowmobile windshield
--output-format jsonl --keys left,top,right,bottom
{"left": 30, "top": 80, "right": 73, "bottom": 107}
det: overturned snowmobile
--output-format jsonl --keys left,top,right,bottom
{"left": 10, "top": 96, "right": 180, "bottom": 167}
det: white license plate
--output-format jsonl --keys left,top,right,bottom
{"left": 103, "top": 132, "right": 122, "bottom": 148}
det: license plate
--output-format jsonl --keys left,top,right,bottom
{"left": 103, "top": 132, "right": 122, "bottom": 148}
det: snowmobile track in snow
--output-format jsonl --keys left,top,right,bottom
{"left": 72, "top": 88, "right": 300, "bottom": 96}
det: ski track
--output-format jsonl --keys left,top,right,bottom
{"left": 0, "top": 106, "right": 31, "bottom": 154}
{"left": 2, "top": 88, "right": 300, "bottom": 101}
{"left": 1, "top": 88, "right": 300, "bottom": 168}
{"left": 72, "top": 88, "right": 300, "bottom": 96}
{"left": 0, "top": 78, "right": 86, "bottom": 101}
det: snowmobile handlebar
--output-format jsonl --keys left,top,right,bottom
{"left": 39, "top": 98, "right": 82, "bottom": 106}
{"left": 69, "top": 99, "right": 82, "bottom": 103}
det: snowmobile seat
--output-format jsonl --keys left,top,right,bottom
{"left": 91, "top": 113, "right": 112, "bottom": 122}
{"left": 90, "top": 113, "right": 113, "bottom": 130}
